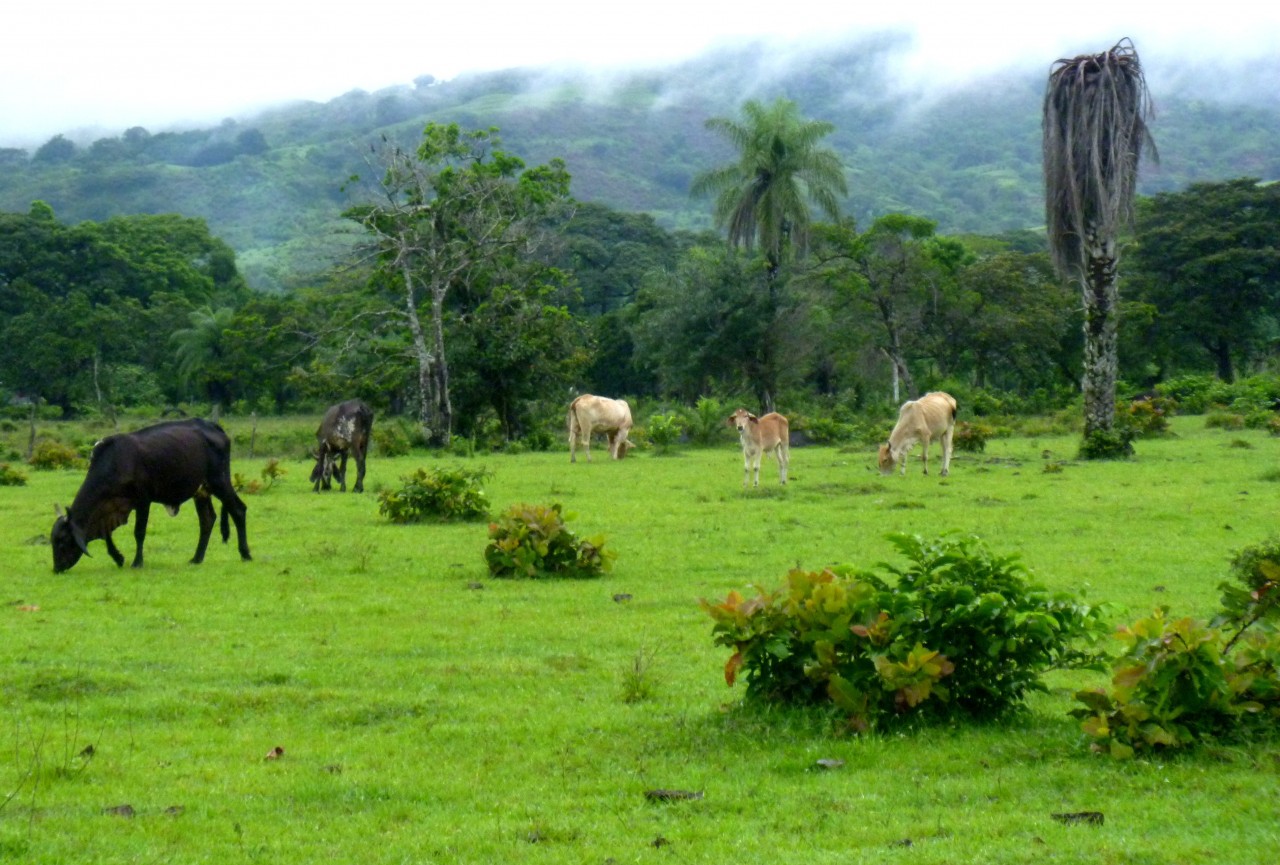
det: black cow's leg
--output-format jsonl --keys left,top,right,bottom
{"left": 337, "top": 451, "right": 349, "bottom": 492}
{"left": 131, "top": 504, "right": 151, "bottom": 568}
{"left": 104, "top": 533, "right": 126, "bottom": 568}
{"left": 210, "top": 482, "right": 252, "bottom": 562}
{"left": 191, "top": 494, "right": 216, "bottom": 564}
{"left": 352, "top": 445, "right": 366, "bottom": 493}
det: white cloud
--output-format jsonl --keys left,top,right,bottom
{"left": 4, "top": 1, "right": 1278, "bottom": 147}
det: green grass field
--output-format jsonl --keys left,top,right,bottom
{"left": 2, "top": 416, "right": 1278, "bottom": 863}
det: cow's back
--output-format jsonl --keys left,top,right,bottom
{"left": 76, "top": 420, "right": 230, "bottom": 511}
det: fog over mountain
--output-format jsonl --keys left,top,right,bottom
{"left": 2, "top": 30, "right": 1278, "bottom": 291}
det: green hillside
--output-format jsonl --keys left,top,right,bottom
{"left": 3, "top": 36, "right": 1278, "bottom": 291}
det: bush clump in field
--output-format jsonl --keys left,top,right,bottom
{"left": 0, "top": 462, "right": 27, "bottom": 486}
{"left": 28, "top": 439, "right": 81, "bottom": 470}
{"left": 378, "top": 466, "right": 491, "bottom": 524}
{"left": 484, "top": 503, "right": 614, "bottom": 579}
{"left": 1120, "top": 397, "right": 1174, "bottom": 438}
{"left": 646, "top": 413, "right": 684, "bottom": 454}
{"left": 1073, "top": 538, "right": 1280, "bottom": 759}
{"left": 703, "top": 533, "right": 1106, "bottom": 731}
{"left": 952, "top": 420, "right": 994, "bottom": 453}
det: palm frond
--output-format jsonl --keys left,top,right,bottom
{"left": 1042, "top": 38, "right": 1157, "bottom": 278}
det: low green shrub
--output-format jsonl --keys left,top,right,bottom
{"left": 646, "top": 413, "right": 684, "bottom": 454}
{"left": 378, "top": 466, "right": 491, "bottom": 524}
{"left": 683, "top": 397, "right": 728, "bottom": 446}
{"left": 702, "top": 533, "right": 1107, "bottom": 731}
{"left": 0, "top": 462, "right": 27, "bottom": 486}
{"left": 1120, "top": 398, "right": 1173, "bottom": 437}
{"left": 952, "top": 421, "right": 994, "bottom": 453}
{"left": 1079, "top": 427, "right": 1135, "bottom": 460}
{"left": 798, "top": 416, "right": 856, "bottom": 445}
{"left": 28, "top": 439, "right": 81, "bottom": 470}
{"left": 1205, "top": 411, "right": 1246, "bottom": 431}
{"left": 1072, "top": 538, "right": 1280, "bottom": 758}
{"left": 374, "top": 422, "right": 414, "bottom": 457}
{"left": 484, "top": 503, "right": 615, "bottom": 579}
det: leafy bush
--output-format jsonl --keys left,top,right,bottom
{"left": 0, "top": 462, "right": 27, "bottom": 486}
{"left": 374, "top": 422, "right": 413, "bottom": 457}
{"left": 1078, "top": 427, "right": 1134, "bottom": 460}
{"left": 798, "top": 416, "right": 856, "bottom": 445}
{"left": 1205, "top": 411, "right": 1245, "bottom": 431}
{"left": 28, "top": 439, "right": 81, "bottom": 470}
{"left": 1155, "top": 374, "right": 1221, "bottom": 415}
{"left": 378, "top": 466, "right": 491, "bottom": 524}
{"left": 1072, "top": 539, "right": 1280, "bottom": 758}
{"left": 952, "top": 421, "right": 994, "bottom": 453}
{"left": 683, "top": 397, "right": 728, "bottom": 446}
{"left": 646, "top": 413, "right": 684, "bottom": 454}
{"left": 702, "top": 533, "right": 1106, "bottom": 731}
{"left": 484, "top": 503, "right": 615, "bottom": 579}
{"left": 1119, "top": 398, "right": 1173, "bottom": 437}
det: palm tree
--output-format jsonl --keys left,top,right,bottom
{"left": 1042, "top": 38, "right": 1156, "bottom": 454}
{"left": 171, "top": 305, "right": 236, "bottom": 412}
{"left": 692, "top": 98, "right": 847, "bottom": 278}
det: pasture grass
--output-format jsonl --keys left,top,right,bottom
{"left": 1, "top": 415, "right": 1278, "bottom": 863}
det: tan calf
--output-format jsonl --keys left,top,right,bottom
{"left": 727, "top": 408, "right": 790, "bottom": 487}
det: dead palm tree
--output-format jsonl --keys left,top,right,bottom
{"left": 1042, "top": 38, "right": 1156, "bottom": 454}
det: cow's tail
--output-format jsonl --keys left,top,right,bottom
{"left": 566, "top": 400, "right": 580, "bottom": 444}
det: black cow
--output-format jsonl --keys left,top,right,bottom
{"left": 50, "top": 418, "right": 252, "bottom": 573}
{"left": 309, "top": 399, "right": 373, "bottom": 493}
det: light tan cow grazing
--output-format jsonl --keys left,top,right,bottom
{"left": 567, "top": 395, "right": 634, "bottom": 462}
{"left": 727, "top": 408, "right": 790, "bottom": 487}
{"left": 878, "top": 391, "right": 958, "bottom": 477}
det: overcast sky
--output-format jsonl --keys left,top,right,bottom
{"left": 5, "top": 1, "right": 1278, "bottom": 148}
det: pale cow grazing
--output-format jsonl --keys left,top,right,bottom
{"left": 727, "top": 408, "right": 790, "bottom": 488}
{"left": 878, "top": 391, "right": 958, "bottom": 477}
{"left": 567, "top": 395, "right": 634, "bottom": 462}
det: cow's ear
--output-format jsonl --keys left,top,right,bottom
{"left": 749, "top": 414, "right": 760, "bottom": 424}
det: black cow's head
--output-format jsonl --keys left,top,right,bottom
{"left": 50, "top": 505, "right": 90, "bottom": 573}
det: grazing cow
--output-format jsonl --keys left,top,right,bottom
{"left": 50, "top": 418, "right": 251, "bottom": 573}
{"left": 878, "top": 391, "right": 958, "bottom": 477}
{"left": 567, "top": 395, "right": 634, "bottom": 462}
{"left": 310, "top": 399, "right": 374, "bottom": 492}
{"left": 727, "top": 408, "right": 790, "bottom": 487}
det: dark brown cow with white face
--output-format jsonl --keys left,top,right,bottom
{"left": 310, "top": 399, "right": 374, "bottom": 492}
{"left": 50, "top": 418, "right": 251, "bottom": 572}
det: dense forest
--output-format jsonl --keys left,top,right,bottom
{"left": 1, "top": 37, "right": 1278, "bottom": 448}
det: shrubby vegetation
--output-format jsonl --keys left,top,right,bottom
{"left": 703, "top": 533, "right": 1107, "bottom": 731}
{"left": 1073, "top": 539, "right": 1280, "bottom": 758}
{"left": 484, "top": 503, "right": 614, "bottom": 580}
{"left": 377, "top": 466, "right": 492, "bottom": 524}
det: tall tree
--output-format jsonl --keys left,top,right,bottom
{"left": 1042, "top": 38, "right": 1156, "bottom": 454}
{"left": 1127, "top": 178, "right": 1280, "bottom": 382}
{"left": 809, "top": 215, "right": 961, "bottom": 402}
{"left": 346, "top": 124, "right": 572, "bottom": 446}
{"left": 691, "top": 98, "right": 847, "bottom": 278}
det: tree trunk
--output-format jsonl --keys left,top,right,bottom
{"left": 1081, "top": 226, "right": 1119, "bottom": 438}
{"left": 401, "top": 261, "right": 437, "bottom": 443}
{"left": 1209, "top": 338, "right": 1235, "bottom": 383}
{"left": 429, "top": 283, "right": 453, "bottom": 447}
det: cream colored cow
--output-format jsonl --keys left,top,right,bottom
{"left": 878, "top": 391, "right": 957, "bottom": 477}
{"left": 567, "top": 395, "right": 634, "bottom": 462}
